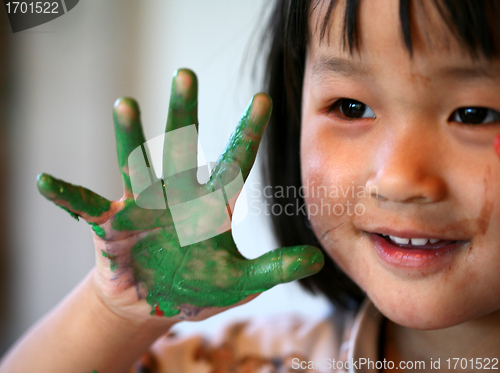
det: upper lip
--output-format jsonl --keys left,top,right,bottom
{"left": 364, "top": 226, "right": 471, "bottom": 241}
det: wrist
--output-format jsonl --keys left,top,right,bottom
{"left": 64, "top": 269, "right": 177, "bottom": 372}
{"left": 86, "top": 268, "right": 176, "bottom": 340}
{"left": 0, "top": 269, "right": 177, "bottom": 373}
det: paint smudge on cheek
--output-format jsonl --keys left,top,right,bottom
{"left": 463, "top": 165, "right": 495, "bottom": 265}
{"left": 494, "top": 135, "right": 500, "bottom": 156}
{"left": 476, "top": 166, "right": 494, "bottom": 236}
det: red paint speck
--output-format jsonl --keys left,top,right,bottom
{"left": 154, "top": 305, "right": 164, "bottom": 317}
{"left": 494, "top": 135, "right": 500, "bottom": 158}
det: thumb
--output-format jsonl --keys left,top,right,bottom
{"left": 241, "top": 246, "right": 324, "bottom": 293}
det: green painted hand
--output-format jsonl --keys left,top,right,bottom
{"left": 37, "top": 69, "right": 324, "bottom": 320}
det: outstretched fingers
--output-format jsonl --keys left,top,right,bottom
{"left": 113, "top": 97, "right": 148, "bottom": 197}
{"left": 36, "top": 173, "right": 111, "bottom": 223}
{"left": 240, "top": 246, "right": 324, "bottom": 293}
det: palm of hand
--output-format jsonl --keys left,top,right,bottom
{"left": 37, "top": 69, "right": 323, "bottom": 320}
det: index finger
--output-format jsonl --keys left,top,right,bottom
{"left": 210, "top": 93, "right": 272, "bottom": 186}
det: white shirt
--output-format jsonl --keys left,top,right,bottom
{"left": 132, "top": 299, "right": 384, "bottom": 373}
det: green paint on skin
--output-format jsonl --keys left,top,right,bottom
{"left": 162, "top": 69, "right": 199, "bottom": 178}
{"left": 89, "top": 222, "right": 106, "bottom": 239}
{"left": 166, "top": 69, "right": 198, "bottom": 133}
{"left": 36, "top": 173, "right": 111, "bottom": 217}
{"left": 101, "top": 250, "right": 118, "bottom": 271}
{"left": 113, "top": 98, "right": 147, "bottom": 193}
{"left": 59, "top": 205, "right": 80, "bottom": 221}
{"left": 210, "top": 94, "right": 271, "bottom": 185}
{"left": 111, "top": 196, "right": 173, "bottom": 231}
{"left": 129, "top": 228, "right": 322, "bottom": 317}
{"left": 108, "top": 90, "right": 322, "bottom": 316}
{"left": 106, "top": 170, "right": 323, "bottom": 316}
{"left": 37, "top": 73, "right": 323, "bottom": 318}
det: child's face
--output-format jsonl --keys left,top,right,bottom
{"left": 301, "top": 0, "right": 500, "bottom": 329}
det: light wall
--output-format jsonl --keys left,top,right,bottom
{"left": 1, "top": 0, "right": 329, "bottom": 354}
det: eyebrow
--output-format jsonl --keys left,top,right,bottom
{"left": 436, "top": 65, "right": 499, "bottom": 80}
{"left": 312, "top": 56, "right": 368, "bottom": 78}
{"left": 313, "top": 56, "right": 500, "bottom": 81}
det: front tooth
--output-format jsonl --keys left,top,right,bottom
{"left": 429, "top": 239, "right": 440, "bottom": 244}
{"left": 410, "top": 238, "right": 428, "bottom": 246}
{"left": 390, "top": 236, "right": 410, "bottom": 244}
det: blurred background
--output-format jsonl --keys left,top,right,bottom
{"left": 0, "top": 0, "right": 330, "bottom": 355}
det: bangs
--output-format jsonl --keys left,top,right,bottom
{"left": 315, "top": 0, "right": 500, "bottom": 59}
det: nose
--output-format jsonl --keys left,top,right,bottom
{"left": 365, "top": 126, "right": 447, "bottom": 204}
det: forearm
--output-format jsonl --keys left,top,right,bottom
{"left": 0, "top": 269, "right": 174, "bottom": 373}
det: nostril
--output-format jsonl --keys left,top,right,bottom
{"left": 404, "top": 195, "right": 433, "bottom": 204}
{"left": 371, "top": 191, "right": 433, "bottom": 204}
{"left": 367, "top": 173, "right": 447, "bottom": 204}
{"left": 371, "top": 191, "right": 388, "bottom": 201}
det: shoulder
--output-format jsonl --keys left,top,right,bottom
{"left": 130, "top": 310, "right": 354, "bottom": 373}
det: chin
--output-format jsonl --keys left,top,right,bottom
{"left": 369, "top": 290, "right": 495, "bottom": 330}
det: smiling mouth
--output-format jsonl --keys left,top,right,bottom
{"left": 368, "top": 231, "right": 470, "bottom": 271}
{"left": 377, "top": 234, "right": 461, "bottom": 249}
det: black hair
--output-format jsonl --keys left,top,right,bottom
{"left": 261, "top": 0, "right": 500, "bottom": 311}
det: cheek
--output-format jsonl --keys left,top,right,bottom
{"left": 462, "top": 165, "right": 500, "bottom": 292}
{"left": 300, "top": 118, "right": 369, "bottom": 252}
{"left": 446, "top": 159, "right": 500, "bottom": 243}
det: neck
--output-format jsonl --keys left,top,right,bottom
{"left": 383, "top": 309, "right": 500, "bottom": 371}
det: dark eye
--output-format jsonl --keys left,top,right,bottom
{"left": 329, "top": 98, "right": 376, "bottom": 119}
{"left": 450, "top": 107, "right": 500, "bottom": 125}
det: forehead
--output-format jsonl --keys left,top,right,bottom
{"left": 307, "top": 0, "right": 500, "bottom": 79}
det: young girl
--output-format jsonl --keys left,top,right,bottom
{"left": 1, "top": 0, "right": 500, "bottom": 372}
